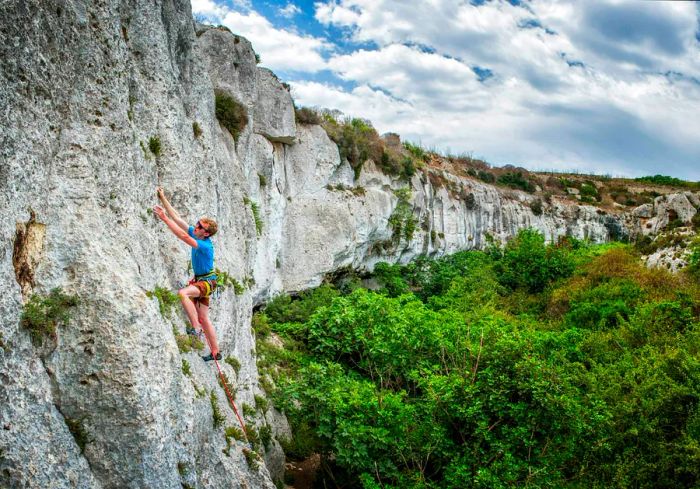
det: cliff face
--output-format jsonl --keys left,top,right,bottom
{"left": 0, "top": 2, "right": 698, "bottom": 488}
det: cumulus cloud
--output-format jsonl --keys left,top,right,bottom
{"left": 195, "top": 0, "right": 700, "bottom": 178}
{"left": 279, "top": 3, "right": 302, "bottom": 18}
{"left": 192, "top": 2, "right": 329, "bottom": 73}
{"left": 309, "top": 0, "right": 700, "bottom": 178}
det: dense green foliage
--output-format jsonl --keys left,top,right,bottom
{"left": 319, "top": 114, "right": 419, "bottom": 180}
{"left": 215, "top": 91, "right": 248, "bottom": 140}
{"left": 21, "top": 288, "right": 79, "bottom": 346}
{"left": 496, "top": 171, "right": 536, "bottom": 193}
{"left": 261, "top": 230, "right": 700, "bottom": 488}
{"left": 634, "top": 174, "right": 699, "bottom": 188}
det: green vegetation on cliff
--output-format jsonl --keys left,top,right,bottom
{"left": 258, "top": 230, "right": 700, "bottom": 488}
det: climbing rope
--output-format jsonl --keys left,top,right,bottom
{"left": 200, "top": 329, "right": 249, "bottom": 443}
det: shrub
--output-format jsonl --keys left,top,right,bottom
{"left": 387, "top": 187, "right": 416, "bottom": 243}
{"left": 215, "top": 269, "right": 245, "bottom": 295}
{"left": 182, "top": 359, "right": 191, "bottom": 376}
{"left": 21, "top": 288, "right": 79, "bottom": 346}
{"left": 530, "top": 199, "right": 543, "bottom": 216}
{"left": 687, "top": 238, "right": 700, "bottom": 278}
{"left": 321, "top": 116, "right": 383, "bottom": 180}
{"left": 148, "top": 136, "right": 162, "bottom": 157}
{"left": 254, "top": 394, "right": 269, "bottom": 412}
{"left": 218, "top": 372, "right": 237, "bottom": 400}
{"left": 259, "top": 424, "right": 273, "bottom": 450}
{"left": 65, "top": 417, "right": 89, "bottom": 453}
{"left": 264, "top": 285, "right": 339, "bottom": 324}
{"left": 403, "top": 141, "right": 429, "bottom": 162}
{"left": 497, "top": 171, "right": 535, "bottom": 192}
{"left": 692, "top": 212, "right": 700, "bottom": 230}
{"left": 243, "top": 447, "right": 260, "bottom": 469}
{"left": 242, "top": 403, "right": 256, "bottom": 418}
{"left": 192, "top": 122, "right": 202, "bottom": 138}
{"left": 579, "top": 181, "right": 600, "bottom": 201}
{"left": 210, "top": 391, "right": 225, "bottom": 427}
{"left": 258, "top": 173, "right": 267, "bottom": 187}
{"left": 295, "top": 107, "right": 322, "bottom": 125}
{"left": 146, "top": 286, "right": 179, "bottom": 318}
{"left": 496, "top": 228, "right": 575, "bottom": 293}
{"left": 225, "top": 356, "right": 241, "bottom": 374}
{"left": 215, "top": 90, "right": 248, "bottom": 140}
{"left": 175, "top": 332, "right": 205, "bottom": 353}
{"left": 243, "top": 197, "right": 263, "bottom": 236}
{"left": 477, "top": 170, "right": 495, "bottom": 183}
{"left": 464, "top": 192, "right": 476, "bottom": 210}
{"left": 634, "top": 174, "right": 698, "bottom": 188}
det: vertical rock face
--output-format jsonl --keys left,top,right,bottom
{"left": 0, "top": 2, "right": 696, "bottom": 488}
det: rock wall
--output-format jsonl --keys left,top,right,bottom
{"left": 0, "top": 2, "right": 697, "bottom": 488}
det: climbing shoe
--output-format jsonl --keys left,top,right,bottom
{"left": 202, "top": 352, "right": 222, "bottom": 362}
{"left": 186, "top": 326, "right": 204, "bottom": 340}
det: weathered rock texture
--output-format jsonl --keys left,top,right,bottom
{"left": 0, "top": 2, "right": 697, "bottom": 488}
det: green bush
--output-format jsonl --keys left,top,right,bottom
{"left": 65, "top": 417, "right": 89, "bottom": 454}
{"left": 635, "top": 174, "right": 698, "bottom": 188}
{"left": 495, "top": 228, "right": 575, "bottom": 293}
{"left": 146, "top": 286, "right": 179, "bottom": 318}
{"left": 242, "top": 403, "right": 255, "bottom": 418}
{"left": 321, "top": 116, "right": 383, "bottom": 180}
{"left": 403, "top": 141, "right": 429, "bottom": 162}
{"left": 497, "top": 171, "right": 535, "bottom": 192}
{"left": 182, "top": 359, "right": 191, "bottom": 376}
{"left": 387, "top": 187, "right": 416, "bottom": 243}
{"left": 263, "top": 239, "right": 700, "bottom": 489}
{"left": 215, "top": 90, "right": 248, "bottom": 140}
{"left": 264, "top": 285, "right": 339, "bottom": 325}
{"left": 477, "top": 170, "right": 495, "bottom": 183}
{"left": 216, "top": 269, "right": 245, "bottom": 295}
{"left": 530, "top": 198, "right": 543, "bottom": 215}
{"left": 148, "top": 136, "right": 162, "bottom": 157}
{"left": 295, "top": 107, "right": 322, "bottom": 125}
{"left": 192, "top": 121, "right": 203, "bottom": 138}
{"left": 254, "top": 394, "right": 269, "bottom": 412}
{"left": 175, "top": 332, "right": 205, "bottom": 353}
{"left": 692, "top": 212, "right": 700, "bottom": 230}
{"left": 210, "top": 391, "right": 225, "bottom": 428}
{"left": 225, "top": 355, "right": 241, "bottom": 373}
{"left": 243, "top": 197, "right": 263, "bottom": 235}
{"left": 21, "top": 288, "right": 79, "bottom": 346}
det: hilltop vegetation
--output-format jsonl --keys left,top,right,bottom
{"left": 255, "top": 230, "right": 700, "bottom": 488}
{"left": 295, "top": 106, "right": 698, "bottom": 212}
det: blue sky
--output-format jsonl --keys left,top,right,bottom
{"left": 193, "top": 0, "right": 700, "bottom": 180}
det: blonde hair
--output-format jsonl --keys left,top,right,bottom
{"left": 200, "top": 217, "right": 218, "bottom": 236}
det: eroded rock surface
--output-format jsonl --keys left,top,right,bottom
{"left": 1, "top": 2, "right": 696, "bottom": 489}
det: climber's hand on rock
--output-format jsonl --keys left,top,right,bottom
{"left": 156, "top": 187, "right": 166, "bottom": 202}
{"left": 153, "top": 205, "right": 166, "bottom": 220}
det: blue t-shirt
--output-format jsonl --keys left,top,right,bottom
{"left": 188, "top": 226, "right": 215, "bottom": 277}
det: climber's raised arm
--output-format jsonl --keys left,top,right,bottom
{"left": 156, "top": 187, "right": 188, "bottom": 232}
{"left": 153, "top": 205, "right": 198, "bottom": 248}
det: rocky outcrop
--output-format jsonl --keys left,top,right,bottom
{"left": 0, "top": 2, "right": 696, "bottom": 489}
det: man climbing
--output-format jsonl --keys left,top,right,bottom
{"left": 153, "top": 187, "right": 222, "bottom": 361}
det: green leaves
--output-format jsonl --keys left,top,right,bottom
{"left": 262, "top": 235, "right": 700, "bottom": 488}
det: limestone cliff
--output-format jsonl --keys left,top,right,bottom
{"left": 1, "top": 2, "right": 698, "bottom": 488}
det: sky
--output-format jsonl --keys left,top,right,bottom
{"left": 192, "top": 0, "right": 700, "bottom": 180}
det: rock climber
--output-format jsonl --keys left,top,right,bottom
{"left": 153, "top": 187, "right": 222, "bottom": 361}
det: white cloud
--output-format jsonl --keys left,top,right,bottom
{"left": 219, "top": 10, "right": 329, "bottom": 72}
{"left": 308, "top": 0, "right": 700, "bottom": 178}
{"left": 191, "top": 0, "right": 228, "bottom": 18}
{"left": 192, "top": 1, "right": 329, "bottom": 73}
{"left": 194, "top": 0, "right": 700, "bottom": 178}
{"left": 279, "top": 3, "right": 302, "bottom": 18}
